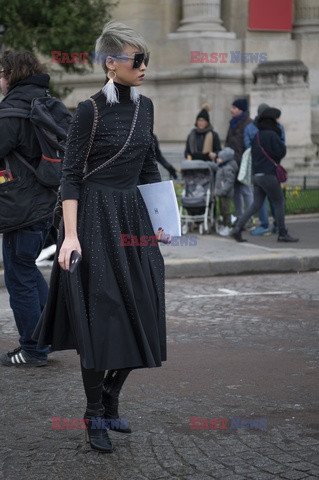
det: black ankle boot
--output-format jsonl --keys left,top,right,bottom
{"left": 84, "top": 403, "right": 114, "bottom": 453}
{"left": 278, "top": 230, "right": 299, "bottom": 242}
{"left": 102, "top": 369, "right": 132, "bottom": 434}
{"left": 231, "top": 229, "right": 247, "bottom": 242}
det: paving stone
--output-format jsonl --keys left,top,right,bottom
{"left": 279, "top": 471, "right": 311, "bottom": 479}
{"left": 287, "top": 462, "right": 315, "bottom": 472}
{"left": 1, "top": 273, "right": 319, "bottom": 480}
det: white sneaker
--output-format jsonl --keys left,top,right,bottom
{"left": 36, "top": 244, "right": 57, "bottom": 264}
{"left": 218, "top": 226, "right": 231, "bottom": 236}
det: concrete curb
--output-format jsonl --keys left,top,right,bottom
{"left": 1, "top": 249, "right": 319, "bottom": 286}
{"left": 164, "top": 251, "right": 319, "bottom": 278}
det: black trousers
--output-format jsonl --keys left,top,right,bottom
{"left": 236, "top": 174, "right": 286, "bottom": 235}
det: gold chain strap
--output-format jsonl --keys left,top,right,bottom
{"left": 52, "top": 97, "right": 98, "bottom": 228}
{"left": 83, "top": 96, "right": 140, "bottom": 180}
{"left": 83, "top": 97, "right": 99, "bottom": 168}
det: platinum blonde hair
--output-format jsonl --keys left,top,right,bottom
{"left": 95, "top": 21, "right": 149, "bottom": 73}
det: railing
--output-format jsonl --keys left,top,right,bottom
{"left": 282, "top": 178, "right": 319, "bottom": 214}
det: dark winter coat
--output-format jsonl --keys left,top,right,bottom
{"left": 225, "top": 111, "right": 252, "bottom": 165}
{"left": 185, "top": 127, "right": 221, "bottom": 161}
{"left": 0, "top": 74, "right": 56, "bottom": 231}
{"left": 251, "top": 130, "right": 286, "bottom": 176}
{"left": 211, "top": 158, "right": 238, "bottom": 198}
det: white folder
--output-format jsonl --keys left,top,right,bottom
{"left": 138, "top": 180, "right": 181, "bottom": 237}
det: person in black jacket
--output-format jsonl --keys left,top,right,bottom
{"left": 184, "top": 104, "right": 221, "bottom": 161}
{"left": 0, "top": 51, "right": 56, "bottom": 367}
{"left": 225, "top": 98, "right": 253, "bottom": 222}
{"left": 231, "top": 108, "right": 298, "bottom": 242}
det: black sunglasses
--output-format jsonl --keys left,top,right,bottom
{"left": 118, "top": 52, "right": 150, "bottom": 69}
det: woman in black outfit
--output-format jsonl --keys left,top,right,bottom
{"left": 232, "top": 107, "right": 298, "bottom": 243}
{"left": 35, "top": 21, "right": 167, "bottom": 453}
{"left": 184, "top": 104, "right": 221, "bottom": 161}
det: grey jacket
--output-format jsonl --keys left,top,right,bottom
{"left": 212, "top": 159, "right": 238, "bottom": 198}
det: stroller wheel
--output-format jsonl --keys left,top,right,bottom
{"left": 199, "top": 223, "right": 204, "bottom": 235}
{"left": 182, "top": 224, "right": 188, "bottom": 235}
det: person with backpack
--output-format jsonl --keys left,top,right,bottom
{"left": 0, "top": 51, "right": 58, "bottom": 367}
{"left": 34, "top": 21, "right": 167, "bottom": 454}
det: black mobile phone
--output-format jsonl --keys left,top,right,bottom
{"left": 69, "top": 250, "right": 82, "bottom": 273}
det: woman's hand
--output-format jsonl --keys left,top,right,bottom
{"left": 58, "top": 235, "right": 82, "bottom": 271}
{"left": 156, "top": 228, "right": 171, "bottom": 244}
{"left": 208, "top": 152, "right": 216, "bottom": 161}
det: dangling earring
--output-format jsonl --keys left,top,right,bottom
{"left": 130, "top": 87, "right": 140, "bottom": 104}
{"left": 102, "top": 70, "right": 119, "bottom": 105}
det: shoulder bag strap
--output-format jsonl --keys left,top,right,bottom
{"left": 9, "top": 150, "right": 37, "bottom": 174}
{"left": 83, "top": 97, "right": 140, "bottom": 180}
{"left": 256, "top": 132, "right": 278, "bottom": 166}
{"left": 0, "top": 107, "right": 30, "bottom": 119}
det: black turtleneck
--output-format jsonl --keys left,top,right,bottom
{"left": 61, "top": 82, "right": 160, "bottom": 200}
{"left": 114, "top": 82, "right": 132, "bottom": 104}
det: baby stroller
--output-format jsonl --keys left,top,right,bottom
{"left": 179, "top": 160, "right": 215, "bottom": 235}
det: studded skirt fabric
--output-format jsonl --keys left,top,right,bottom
{"left": 35, "top": 180, "right": 166, "bottom": 371}
{"left": 34, "top": 88, "right": 166, "bottom": 371}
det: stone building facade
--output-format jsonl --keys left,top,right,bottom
{"left": 42, "top": 1, "right": 319, "bottom": 176}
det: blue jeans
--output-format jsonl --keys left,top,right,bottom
{"left": 233, "top": 182, "right": 253, "bottom": 220}
{"left": 259, "top": 197, "right": 276, "bottom": 229}
{"left": 2, "top": 218, "right": 52, "bottom": 358}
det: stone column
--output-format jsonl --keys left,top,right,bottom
{"left": 293, "top": 0, "right": 319, "bottom": 36}
{"left": 177, "top": 0, "right": 235, "bottom": 37}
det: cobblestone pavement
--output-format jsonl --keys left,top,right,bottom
{"left": 1, "top": 272, "right": 319, "bottom": 480}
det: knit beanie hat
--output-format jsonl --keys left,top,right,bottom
{"left": 217, "top": 147, "right": 235, "bottom": 162}
{"left": 196, "top": 103, "right": 211, "bottom": 124}
{"left": 257, "top": 103, "right": 270, "bottom": 116}
{"left": 232, "top": 98, "right": 248, "bottom": 112}
{"left": 260, "top": 107, "right": 281, "bottom": 120}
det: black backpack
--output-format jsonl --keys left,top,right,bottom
{"left": 0, "top": 95, "right": 72, "bottom": 188}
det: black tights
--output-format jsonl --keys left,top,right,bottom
{"left": 81, "top": 363, "right": 132, "bottom": 405}
{"left": 80, "top": 363, "right": 105, "bottom": 404}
